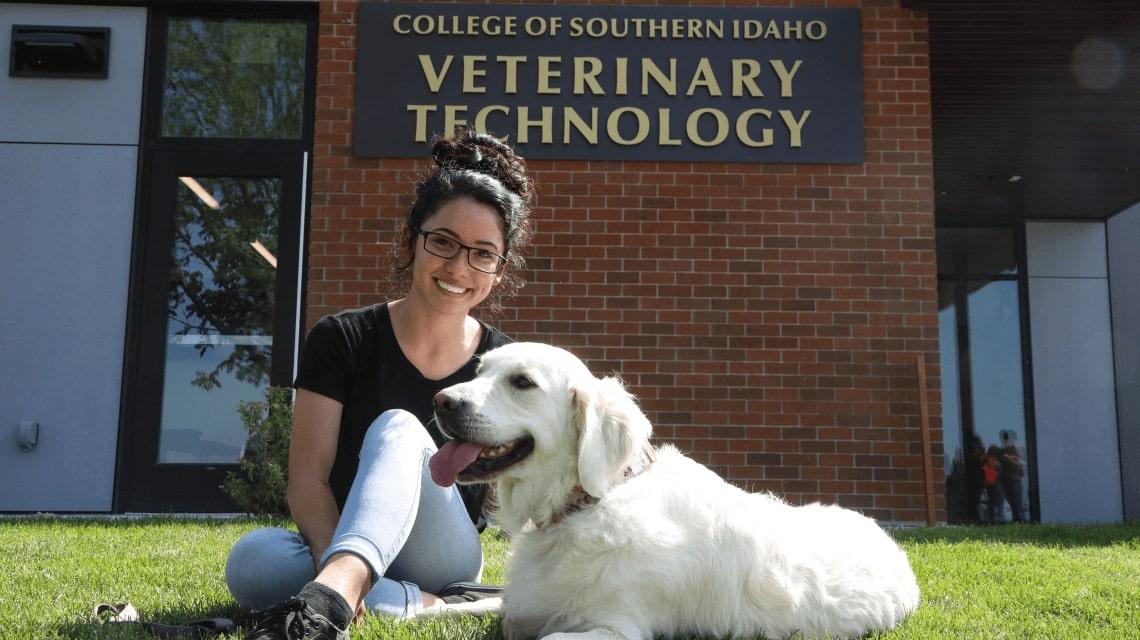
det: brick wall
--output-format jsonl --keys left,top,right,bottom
{"left": 311, "top": 0, "right": 944, "bottom": 523}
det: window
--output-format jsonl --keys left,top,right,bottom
{"left": 118, "top": 8, "right": 314, "bottom": 511}
{"left": 160, "top": 18, "right": 308, "bottom": 139}
{"left": 937, "top": 227, "right": 1034, "bottom": 523}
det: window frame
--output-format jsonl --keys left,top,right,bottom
{"left": 935, "top": 222, "right": 1040, "bottom": 523}
{"left": 142, "top": 4, "right": 317, "bottom": 154}
{"left": 114, "top": 3, "right": 316, "bottom": 512}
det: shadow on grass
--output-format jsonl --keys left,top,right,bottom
{"left": 56, "top": 602, "right": 249, "bottom": 640}
{"left": 57, "top": 600, "right": 511, "bottom": 640}
{"left": 893, "top": 521, "right": 1140, "bottom": 548}
{"left": 0, "top": 515, "right": 289, "bottom": 529}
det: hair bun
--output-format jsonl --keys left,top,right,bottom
{"left": 431, "top": 128, "right": 533, "bottom": 204}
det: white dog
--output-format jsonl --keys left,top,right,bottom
{"left": 429, "top": 342, "right": 920, "bottom": 640}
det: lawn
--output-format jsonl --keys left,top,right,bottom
{"left": 2, "top": 517, "right": 1136, "bottom": 639}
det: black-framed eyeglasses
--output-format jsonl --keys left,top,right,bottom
{"left": 416, "top": 229, "right": 507, "bottom": 274}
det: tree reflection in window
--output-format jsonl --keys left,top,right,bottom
{"left": 161, "top": 18, "right": 306, "bottom": 139}
{"left": 169, "top": 177, "right": 279, "bottom": 390}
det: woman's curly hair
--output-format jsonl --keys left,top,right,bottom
{"left": 386, "top": 127, "right": 535, "bottom": 317}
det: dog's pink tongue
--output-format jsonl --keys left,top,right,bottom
{"left": 430, "top": 440, "right": 484, "bottom": 487}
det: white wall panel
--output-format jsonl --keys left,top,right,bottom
{"left": 1027, "top": 222, "right": 1123, "bottom": 522}
{"left": 0, "top": 144, "right": 138, "bottom": 511}
{"left": 1026, "top": 221, "right": 1108, "bottom": 278}
{"left": 0, "top": 4, "right": 146, "bottom": 145}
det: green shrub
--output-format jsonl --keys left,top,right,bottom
{"left": 222, "top": 386, "right": 294, "bottom": 515}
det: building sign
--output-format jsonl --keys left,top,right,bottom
{"left": 354, "top": 4, "right": 863, "bottom": 163}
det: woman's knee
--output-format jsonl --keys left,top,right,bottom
{"left": 225, "top": 527, "right": 314, "bottom": 610}
{"left": 363, "top": 409, "right": 435, "bottom": 452}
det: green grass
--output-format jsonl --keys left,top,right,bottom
{"left": 1, "top": 518, "right": 1136, "bottom": 639}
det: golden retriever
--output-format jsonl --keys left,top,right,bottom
{"left": 429, "top": 342, "right": 920, "bottom": 640}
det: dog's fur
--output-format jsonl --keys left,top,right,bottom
{"left": 433, "top": 342, "right": 920, "bottom": 640}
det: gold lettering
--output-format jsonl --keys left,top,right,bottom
{"left": 586, "top": 17, "right": 607, "bottom": 37}
{"left": 686, "top": 58, "right": 722, "bottom": 97}
{"left": 496, "top": 55, "right": 526, "bottom": 94}
{"left": 393, "top": 15, "right": 411, "bottom": 35}
{"left": 517, "top": 106, "right": 553, "bottom": 143}
{"left": 412, "top": 15, "right": 435, "bottom": 35}
{"left": 607, "top": 107, "right": 650, "bottom": 145}
{"left": 563, "top": 106, "right": 599, "bottom": 144}
{"left": 482, "top": 15, "right": 501, "bottom": 36}
{"left": 732, "top": 59, "right": 763, "bottom": 97}
{"left": 658, "top": 108, "right": 681, "bottom": 146}
{"left": 418, "top": 54, "right": 453, "bottom": 93}
{"left": 771, "top": 59, "right": 803, "bottom": 98}
{"left": 779, "top": 109, "right": 810, "bottom": 147}
{"left": 736, "top": 109, "right": 773, "bottom": 147}
{"left": 474, "top": 105, "right": 509, "bottom": 133}
{"left": 523, "top": 16, "right": 548, "bottom": 36}
{"left": 406, "top": 105, "right": 437, "bottom": 142}
{"left": 615, "top": 58, "right": 628, "bottom": 95}
{"left": 444, "top": 105, "right": 468, "bottom": 138}
{"left": 574, "top": 57, "right": 605, "bottom": 95}
{"left": 462, "top": 55, "right": 487, "bottom": 93}
{"left": 642, "top": 58, "right": 677, "bottom": 96}
{"left": 537, "top": 56, "right": 561, "bottom": 95}
{"left": 686, "top": 108, "right": 729, "bottom": 147}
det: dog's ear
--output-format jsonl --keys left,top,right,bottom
{"left": 572, "top": 376, "right": 652, "bottom": 498}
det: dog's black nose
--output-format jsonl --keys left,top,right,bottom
{"left": 433, "top": 391, "right": 467, "bottom": 414}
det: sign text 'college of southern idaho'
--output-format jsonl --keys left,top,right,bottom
{"left": 354, "top": 4, "right": 863, "bottom": 163}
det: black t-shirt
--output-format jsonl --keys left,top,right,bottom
{"left": 293, "top": 302, "right": 511, "bottom": 528}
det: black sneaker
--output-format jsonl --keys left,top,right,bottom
{"left": 438, "top": 581, "right": 505, "bottom": 604}
{"left": 244, "top": 596, "right": 348, "bottom": 640}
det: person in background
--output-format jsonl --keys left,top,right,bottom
{"left": 226, "top": 128, "right": 535, "bottom": 640}
{"left": 999, "top": 429, "right": 1026, "bottom": 523}
{"left": 982, "top": 444, "right": 1003, "bottom": 523}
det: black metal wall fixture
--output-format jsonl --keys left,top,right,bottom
{"left": 10, "top": 25, "right": 110, "bottom": 78}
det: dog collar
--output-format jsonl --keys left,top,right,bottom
{"left": 545, "top": 443, "right": 657, "bottom": 528}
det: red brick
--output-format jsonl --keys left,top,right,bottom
{"left": 307, "top": 0, "right": 942, "bottom": 524}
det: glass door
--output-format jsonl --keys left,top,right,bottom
{"left": 117, "top": 8, "right": 314, "bottom": 512}
{"left": 937, "top": 227, "right": 1037, "bottom": 523}
{"left": 159, "top": 172, "right": 284, "bottom": 464}
{"left": 120, "top": 151, "right": 305, "bottom": 511}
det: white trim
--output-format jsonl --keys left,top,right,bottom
{"left": 293, "top": 151, "right": 309, "bottom": 387}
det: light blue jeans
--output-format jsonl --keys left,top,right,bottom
{"left": 225, "top": 409, "right": 484, "bottom": 618}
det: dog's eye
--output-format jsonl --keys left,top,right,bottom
{"left": 510, "top": 374, "right": 537, "bottom": 390}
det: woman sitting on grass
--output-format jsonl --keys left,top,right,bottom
{"left": 225, "top": 128, "right": 534, "bottom": 640}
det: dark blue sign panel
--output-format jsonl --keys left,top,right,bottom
{"left": 354, "top": 4, "right": 863, "bottom": 163}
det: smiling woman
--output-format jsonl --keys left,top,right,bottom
{"left": 226, "top": 128, "right": 538, "bottom": 639}
{"left": 388, "top": 131, "right": 533, "bottom": 318}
